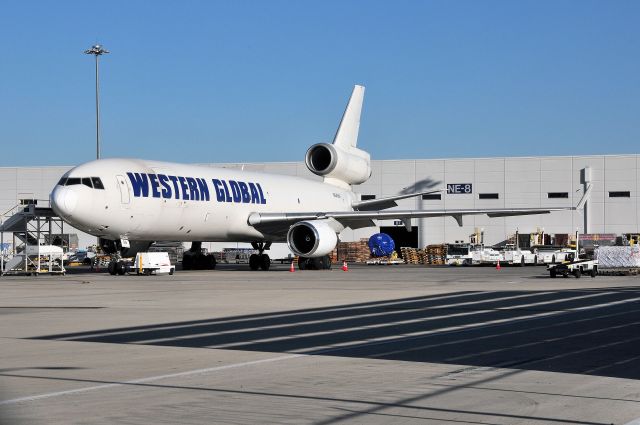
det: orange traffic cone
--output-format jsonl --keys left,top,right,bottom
{"left": 496, "top": 259, "right": 501, "bottom": 270}
{"left": 342, "top": 261, "right": 348, "bottom": 272}
{"left": 289, "top": 261, "right": 295, "bottom": 272}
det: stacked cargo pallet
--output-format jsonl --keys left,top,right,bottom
{"left": 400, "top": 247, "right": 421, "bottom": 264}
{"left": 333, "top": 239, "right": 370, "bottom": 263}
{"left": 425, "top": 244, "right": 448, "bottom": 265}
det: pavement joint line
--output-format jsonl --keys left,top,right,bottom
{"left": 299, "top": 296, "right": 640, "bottom": 356}
{"left": 370, "top": 305, "right": 640, "bottom": 359}
{"left": 210, "top": 291, "right": 621, "bottom": 350}
{"left": 136, "top": 291, "right": 555, "bottom": 345}
{"left": 0, "top": 353, "right": 304, "bottom": 406}
{"left": 50, "top": 290, "right": 494, "bottom": 341}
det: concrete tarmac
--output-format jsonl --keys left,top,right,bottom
{"left": 1, "top": 264, "right": 640, "bottom": 424}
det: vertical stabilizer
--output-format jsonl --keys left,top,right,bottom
{"left": 332, "top": 85, "right": 365, "bottom": 148}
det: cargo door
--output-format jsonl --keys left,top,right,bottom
{"left": 116, "top": 175, "right": 130, "bottom": 204}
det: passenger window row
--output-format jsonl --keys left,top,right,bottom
{"left": 58, "top": 177, "right": 105, "bottom": 189}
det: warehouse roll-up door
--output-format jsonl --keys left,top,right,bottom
{"left": 379, "top": 226, "right": 419, "bottom": 258}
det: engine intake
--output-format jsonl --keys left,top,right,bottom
{"left": 305, "top": 143, "right": 371, "bottom": 185}
{"left": 287, "top": 220, "right": 338, "bottom": 258}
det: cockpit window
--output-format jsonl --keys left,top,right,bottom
{"left": 58, "top": 177, "right": 68, "bottom": 186}
{"left": 91, "top": 177, "right": 105, "bottom": 189}
{"left": 66, "top": 177, "right": 81, "bottom": 186}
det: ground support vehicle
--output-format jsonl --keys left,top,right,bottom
{"left": 472, "top": 245, "right": 502, "bottom": 265}
{"left": 132, "top": 252, "right": 175, "bottom": 275}
{"left": 535, "top": 247, "right": 577, "bottom": 265}
{"left": 548, "top": 258, "right": 598, "bottom": 278}
{"left": 446, "top": 243, "right": 473, "bottom": 266}
{"left": 501, "top": 244, "right": 538, "bottom": 266}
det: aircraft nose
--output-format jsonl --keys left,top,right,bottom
{"left": 51, "top": 186, "right": 78, "bottom": 217}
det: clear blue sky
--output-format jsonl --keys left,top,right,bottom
{"left": 1, "top": 0, "right": 638, "bottom": 166}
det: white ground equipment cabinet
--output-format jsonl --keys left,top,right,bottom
{"left": 134, "top": 252, "right": 175, "bottom": 275}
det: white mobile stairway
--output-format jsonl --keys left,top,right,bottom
{"left": 0, "top": 201, "right": 66, "bottom": 276}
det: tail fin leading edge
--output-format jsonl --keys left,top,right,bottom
{"left": 332, "top": 85, "right": 365, "bottom": 149}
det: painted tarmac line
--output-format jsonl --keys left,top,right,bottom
{"left": 0, "top": 353, "right": 303, "bottom": 406}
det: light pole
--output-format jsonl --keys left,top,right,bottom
{"left": 84, "top": 44, "right": 109, "bottom": 160}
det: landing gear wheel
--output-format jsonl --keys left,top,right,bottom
{"left": 259, "top": 254, "right": 270, "bottom": 271}
{"left": 311, "top": 258, "right": 323, "bottom": 270}
{"left": 249, "top": 254, "right": 260, "bottom": 271}
{"left": 108, "top": 261, "right": 117, "bottom": 276}
{"left": 321, "top": 255, "right": 332, "bottom": 270}
{"left": 208, "top": 255, "right": 217, "bottom": 270}
{"left": 298, "top": 257, "right": 307, "bottom": 270}
{"left": 182, "top": 255, "right": 193, "bottom": 270}
{"left": 116, "top": 261, "right": 126, "bottom": 275}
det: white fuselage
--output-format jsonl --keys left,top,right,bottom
{"left": 50, "top": 158, "right": 356, "bottom": 242}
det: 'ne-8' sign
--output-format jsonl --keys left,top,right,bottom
{"left": 447, "top": 183, "right": 472, "bottom": 194}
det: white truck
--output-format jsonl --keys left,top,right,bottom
{"left": 133, "top": 252, "right": 175, "bottom": 275}
{"left": 446, "top": 243, "right": 473, "bottom": 266}
{"left": 501, "top": 244, "right": 538, "bottom": 266}
{"left": 534, "top": 247, "right": 577, "bottom": 264}
{"left": 471, "top": 244, "right": 502, "bottom": 265}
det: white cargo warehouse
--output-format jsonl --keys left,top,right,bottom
{"left": 1, "top": 154, "right": 638, "bottom": 253}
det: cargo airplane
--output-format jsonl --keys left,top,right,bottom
{"left": 50, "top": 85, "right": 589, "bottom": 273}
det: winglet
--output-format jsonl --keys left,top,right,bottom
{"left": 576, "top": 184, "right": 592, "bottom": 210}
{"left": 332, "top": 85, "right": 365, "bottom": 148}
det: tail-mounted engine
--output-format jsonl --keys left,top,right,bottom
{"left": 305, "top": 143, "right": 371, "bottom": 186}
{"left": 287, "top": 220, "right": 338, "bottom": 258}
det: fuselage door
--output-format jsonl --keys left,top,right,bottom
{"left": 116, "top": 175, "right": 130, "bottom": 204}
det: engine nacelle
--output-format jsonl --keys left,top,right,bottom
{"left": 305, "top": 143, "right": 371, "bottom": 185}
{"left": 287, "top": 220, "right": 338, "bottom": 258}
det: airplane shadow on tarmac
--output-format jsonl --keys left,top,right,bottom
{"left": 34, "top": 288, "right": 640, "bottom": 380}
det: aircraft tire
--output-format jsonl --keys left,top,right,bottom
{"left": 259, "top": 254, "right": 270, "bottom": 271}
{"left": 116, "top": 261, "right": 126, "bottom": 275}
{"left": 298, "top": 257, "right": 307, "bottom": 270}
{"left": 107, "top": 261, "right": 117, "bottom": 276}
{"left": 182, "top": 255, "right": 193, "bottom": 270}
{"left": 321, "top": 255, "right": 332, "bottom": 270}
{"left": 311, "top": 258, "right": 323, "bottom": 270}
{"left": 249, "top": 254, "right": 260, "bottom": 271}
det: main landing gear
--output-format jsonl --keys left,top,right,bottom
{"left": 249, "top": 241, "right": 271, "bottom": 271}
{"left": 298, "top": 255, "right": 332, "bottom": 270}
{"left": 182, "top": 241, "right": 216, "bottom": 270}
{"left": 107, "top": 257, "right": 127, "bottom": 275}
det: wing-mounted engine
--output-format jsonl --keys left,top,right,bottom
{"left": 305, "top": 143, "right": 371, "bottom": 186}
{"left": 287, "top": 220, "right": 338, "bottom": 258}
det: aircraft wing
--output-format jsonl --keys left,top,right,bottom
{"left": 248, "top": 184, "right": 591, "bottom": 237}
{"left": 248, "top": 206, "right": 567, "bottom": 236}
